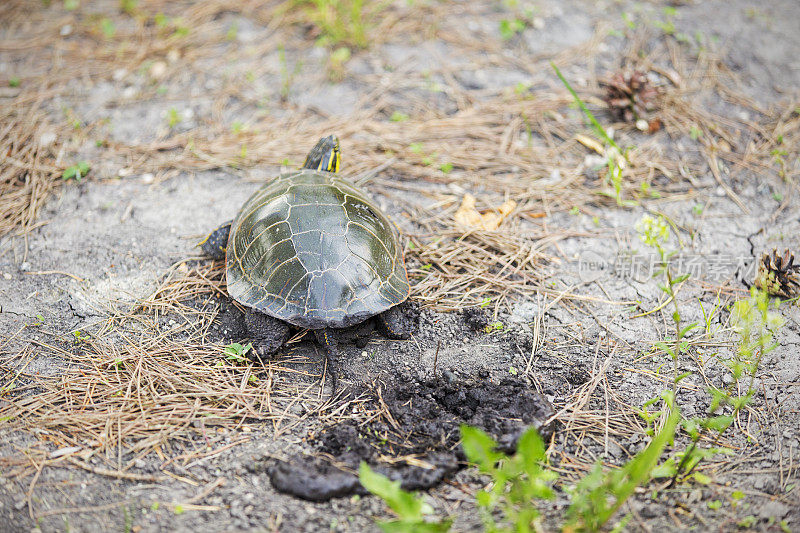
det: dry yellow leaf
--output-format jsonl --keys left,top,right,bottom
{"left": 574, "top": 134, "right": 605, "bottom": 155}
{"left": 454, "top": 193, "right": 516, "bottom": 231}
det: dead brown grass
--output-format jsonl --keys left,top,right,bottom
{"left": 0, "top": 262, "right": 326, "bottom": 486}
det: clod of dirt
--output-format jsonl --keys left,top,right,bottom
{"left": 566, "top": 364, "right": 590, "bottom": 385}
{"left": 267, "top": 372, "right": 555, "bottom": 501}
{"left": 462, "top": 306, "right": 490, "bottom": 332}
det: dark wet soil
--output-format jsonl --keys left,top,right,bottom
{"left": 264, "top": 371, "right": 555, "bottom": 501}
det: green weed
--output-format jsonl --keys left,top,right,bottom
{"left": 328, "top": 46, "right": 351, "bottom": 82}
{"left": 552, "top": 63, "right": 634, "bottom": 207}
{"left": 288, "top": 0, "right": 390, "bottom": 49}
{"left": 363, "top": 420, "right": 679, "bottom": 532}
{"left": 224, "top": 342, "right": 253, "bottom": 362}
{"left": 278, "top": 44, "right": 302, "bottom": 100}
{"left": 62, "top": 161, "right": 91, "bottom": 182}
{"left": 637, "top": 213, "right": 786, "bottom": 486}
{"left": 100, "top": 18, "right": 116, "bottom": 39}
{"left": 565, "top": 401, "right": 680, "bottom": 531}
{"left": 120, "top": 0, "right": 138, "bottom": 15}
{"left": 390, "top": 111, "right": 409, "bottom": 122}
{"left": 167, "top": 107, "right": 181, "bottom": 128}
{"left": 359, "top": 462, "right": 451, "bottom": 532}
{"left": 499, "top": 18, "right": 526, "bottom": 40}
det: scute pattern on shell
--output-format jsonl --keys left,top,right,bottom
{"left": 226, "top": 170, "right": 410, "bottom": 329}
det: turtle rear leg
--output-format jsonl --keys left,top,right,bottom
{"left": 376, "top": 305, "right": 411, "bottom": 340}
{"left": 199, "top": 220, "right": 232, "bottom": 260}
{"left": 314, "top": 328, "right": 341, "bottom": 394}
{"left": 244, "top": 308, "right": 291, "bottom": 359}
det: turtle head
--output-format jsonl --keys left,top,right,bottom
{"left": 302, "top": 135, "right": 341, "bottom": 173}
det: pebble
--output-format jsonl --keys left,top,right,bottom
{"left": 60, "top": 24, "right": 72, "bottom": 36}
{"left": 112, "top": 68, "right": 127, "bottom": 81}
{"left": 141, "top": 173, "right": 154, "bottom": 184}
{"left": 149, "top": 61, "right": 167, "bottom": 79}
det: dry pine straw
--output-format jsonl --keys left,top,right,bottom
{"left": 0, "top": 262, "right": 327, "bottom": 478}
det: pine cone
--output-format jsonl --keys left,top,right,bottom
{"left": 754, "top": 249, "right": 800, "bottom": 298}
{"left": 600, "top": 70, "right": 660, "bottom": 123}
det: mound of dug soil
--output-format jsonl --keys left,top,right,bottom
{"left": 265, "top": 372, "right": 555, "bottom": 501}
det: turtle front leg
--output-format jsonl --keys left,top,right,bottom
{"left": 314, "top": 328, "right": 341, "bottom": 394}
{"left": 199, "top": 220, "right": 232, "bottom": 260}
{"left": 376, "top": 305, "right": 411, "bottom": 340}
{"left": 244, "top": 308, "right": 290, "bottom": 359}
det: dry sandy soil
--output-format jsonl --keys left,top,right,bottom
{"left": 1, "top": 0, "right": 799, "bottom": 531}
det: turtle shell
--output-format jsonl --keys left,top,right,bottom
{"left": 226, "top": 169, "right": 410, "bottom": 329}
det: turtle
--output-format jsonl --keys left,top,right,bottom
{"left": 200, "top": 135, "right": 411, "bottom": 388}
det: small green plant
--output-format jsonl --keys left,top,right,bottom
{"left": 771, "top": 147, "right": 788, "bottom": 179}
{"left": 72, "top": 330, "right": 91, "bottom": 341}
{"left": 364, "top": 420, "right": 680, "bottom": 532}
{"left": 390, "top": 111, "right": 409, "bottom": 122}
{"left": 62, "top": 161, "right": 91, "bottom": 182}
{"left": 226, "top": 21, "right": 238, "bottom": 41}
{"left": 288, "top": 0, "right": 388, "bottom": 49}
{"left": 552, "top": 63, "right": 633, "bottom": 207}
{"left": 167, "top": 107, "right": 181, "bottom": 128}
{"left": 499, "top": 18, "right": 526, "bottom": 40}
{"left": 8, "top": 77, "right": 20, "bottom": 88}
{"left": 328, "top": 46, "right": 351, "bottom": 82}
{"left": 224, "top": 342, "right": 253, "bottom": 362}
{"left": 621, "top": 11, "right": 636, "bottom": 29}
{"left": 636, "top": 214, "right": 698, "bottom": 394}
{"left": 664, "top": 287, "right": 784, "bottom": 485}
{"left": 100, "top": 18, "right": 116, "bottom": 39}
{"left": 565, "top": 400, "right": 680, "bottom": 531}
{"left": 278, "top": 44, "right": 302, "bottom": 100}
{"left": 637, "top": 212, "right": 786, "bottom": 486}
{"left": 653, "top": 8, "right": 676, "bottom": 35}
{"left": 484, "top": 321, "right": 504, "bottom": 333}
{"left": 120, "top": 0, "right": 138, "bottom": 15}
{"left": 359, "top": 462, "right": 451, "bottom": 532}
{"left": 153, "top": 13, "right": 188, "bottom": 38}
{"left": 461, "top": 425, "right": 556, "bottom": 531}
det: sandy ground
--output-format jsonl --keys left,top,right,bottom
{"left": 1, "top": 0, "right": 799, "bottom": 531}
